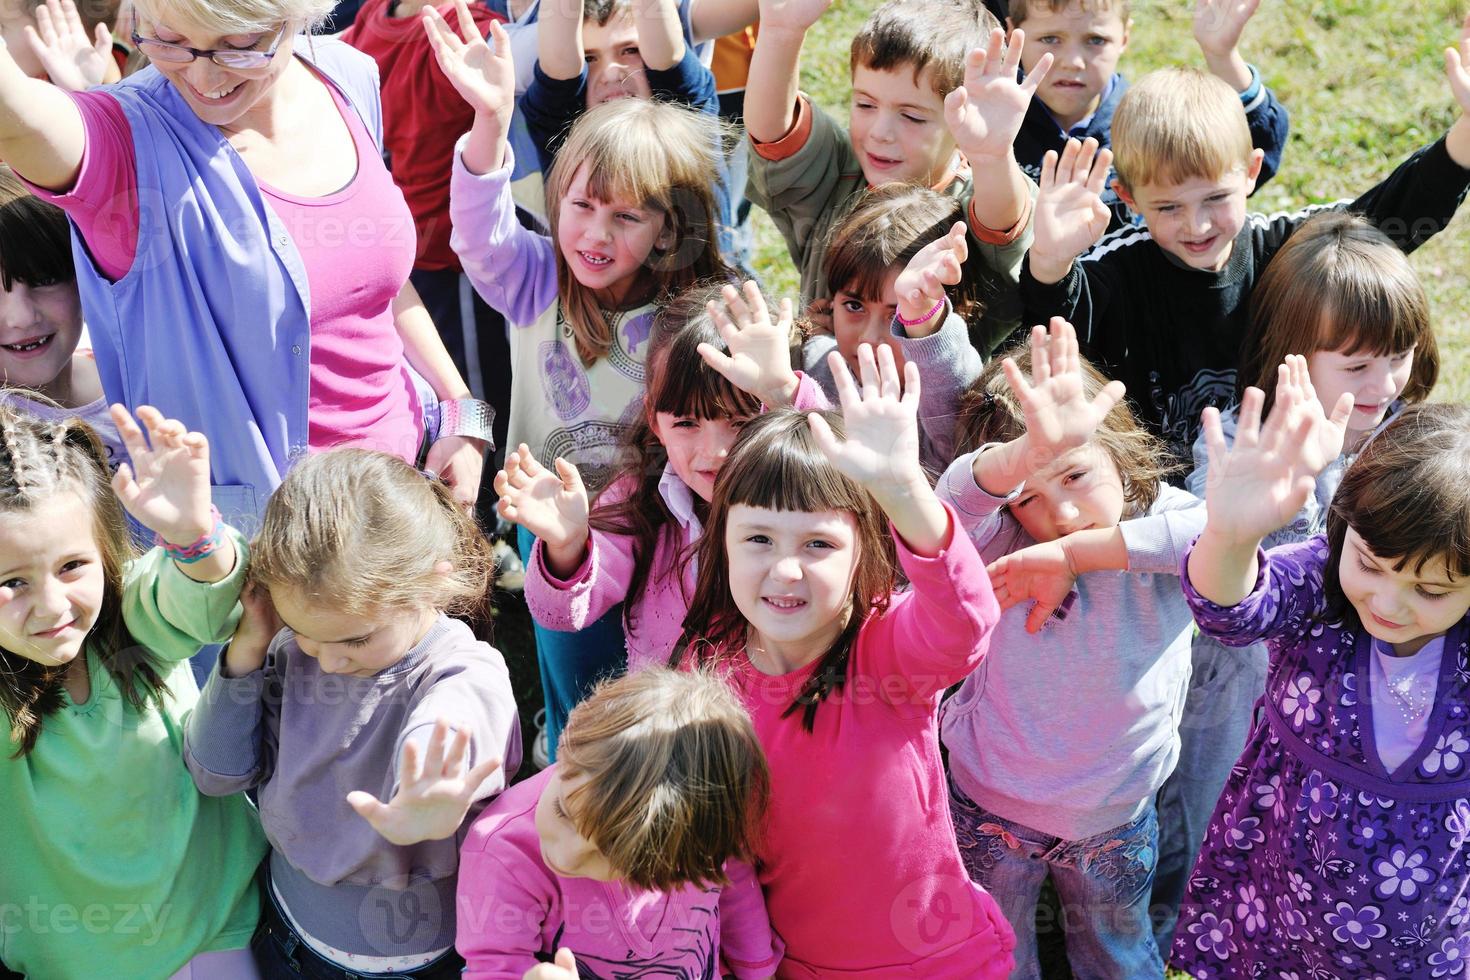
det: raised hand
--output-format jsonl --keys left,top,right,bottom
{"left": 524, "top": 949, "right": 580, "bottom": 980}
{"left": 1447, "top": 12, "right": 1470, "bottom": 115}
{"left": 26, "top": 0, "right": 114, "bottom": 92}
{"left": 493, "top": 445, "right": 590, "bottom": 570}
{"left": 944, "top": 28, "right": 1052, "bottom": 161}
{"left": 1199, "top": 355, "right": 1353, "bottom": 546}
{"left": 893, "top": 221, "right": 966, "bottom": 334}
{"left": 348, "top": 719, "right": 502, "bottom": 846}
{"left": 1193, "top": 0, "right": 1260, "bottom": 62}
{"left": 699, "top": 281, "right": 801, "bottom": 407}
{"left": 1029, "top": 138, "right": 1114, "bottom": 282}
{"left": 1003, "top": 317, "right": 1125, "bottom": 469}
{"left": 756, "top": 0, "right": 835, "bottom": 34}
{"left": 423, "top": 0, "right": 517, "bottom": 127}
{"left": 110, "top": 405, "right": 214, "bottom": 545}
{"left": 987, "top": 539, "right": 1077, "bottom": 634}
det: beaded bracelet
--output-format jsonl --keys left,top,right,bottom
{"left": 157, "top": 506, "right": 225, "bottom": 564}
{"left": 895, "top": 296, "right": 945, "bottom": 328}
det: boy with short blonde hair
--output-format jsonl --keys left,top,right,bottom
{"left": 746, "top": 0, "right": 1050, "bottom": 351}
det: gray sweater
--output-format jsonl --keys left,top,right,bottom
{"left": 937, "top": 451, "right": 1206, "bottom": 840}
{"left": 184, "top": 614, "right": 521, "bottom": 960}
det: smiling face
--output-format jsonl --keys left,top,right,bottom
{"left": 1009, "top": 443, "right": 1126, "bottom": 543}
{"left": 653, "top": 412, "right": 747, "bottom": 503}
{"left": 725, "top": 504, "right": 859, "bottom": 670}
{"left": 1339, "top": 528, "right": 1470, "bottom": 656}
{"left": 269, "top": 586, "right": 436, "bottom": 677}
{"left": 848, "top": 63, "right": 957, "bottom": 188}
{"left": 139, "top": 11, "right": 295, "bottom": 130}
{"left": 1011, "top": 3, "right": 1130, "bottom": 130}
{"left": 831, "top": 266, "right": 906, "bottom": 377}
{"left": 0, "top": 492, "right": 105, "bottom": 671}
{"left": 1116, "top": 155, "right": 1262, "bottom": 272}
{"left": 534, "top": 766, "right": 619, "bottom": 881}
{"left": 582, "top": 10, "right": 651, "bottom": 106}
{"left": 556, "top": 163, "right": 670, "bottom": 305}
{"left": 1307, "top": 341, "right": 1414, "bottom": 439}
{"left": 0, "top": 273, "right": 83, "bottom": 400}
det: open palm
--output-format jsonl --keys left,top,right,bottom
{"left": 493, "top": 446, "right": 589, "bottom": 551}
{"left": 810, "top": 344, "right": 922, "bottom": 494}
{"left": 27, "top": 0, "right": 112, "bottom": 92}
{"left": 1003, "top": 317, "right": 1125, "bottom": 465}
{"left": 348, "top": 719, "right": 501, "bottom": 846}
{"left": 699, "top": 281, "right": 799, "bottom": 406}
{"left": 423, "top": 0, "right": 517, "bottom": 127}
{"left": 944, "top": 29, "right": 1051, "bottom": 159}
{"left": 109, "top": 405, "right": 214, "bottom": 544}
{"left": 1033, "top": 138, "right": 1114, "bottom": 266}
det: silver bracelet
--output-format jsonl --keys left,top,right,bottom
{"left": 433, "top": 397, "right": 496, "bottom": 449}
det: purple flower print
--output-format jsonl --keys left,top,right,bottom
{"left": 1449, "top": 894, "right": 1470, "bottom": 928}
{"left": 1415, "top": 813, "right": 1439, "bottom": 841}
{"left": 1281, "top": 673, "right": 1322, "bottom": 728}
{"left": 1222, "top": 811, "right": 1266, "bottom": 850}
{"left": 1235, "top": 883, "right": 1268, "bottom": 936}
{"left": 1189, "top": 912, "right": 1239, "bottom": 960}
{"left": 1445, "top": 800, "right": 1470, "bottom": 849}
{"left": 1430, "top": 934, "right": 1470, "bottom": 977}
{"left": 1424, "top": 729, "right": 1470, "bottom": 776}
{"left": 1275, "top": 895, "right": 1311, "bottom": 941}
{"left": 1347, "top": 813, "right": 1390, "bottom": 851}
{"left": 1373, "top": 846, "right": 1435, "bottom": 901}
{"left": 1255, "top": 774, "right": 1284, "bottom": 815}
{"left": 1287, "top": 871, "right": 1314, "bottom": 905}
{"left": 1296, "top": 770, "right": 1339, "bottom": 824}
{"left": 1323, "top": 901, "right": 1387, "bottom": 949}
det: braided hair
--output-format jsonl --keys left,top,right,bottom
{"left": 0, "top": 406, "right": 157, "bottom": 756}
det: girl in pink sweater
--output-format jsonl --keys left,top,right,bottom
{"left": 456, "top": 667, "right": 782, "bottom": 979}
{"left": 497, "top": 280, "right": 826, "bottom": 670}
{"left": 673, "top": 345, "right": 1013, "bottom": 978}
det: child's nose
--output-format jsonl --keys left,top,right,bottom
{"left": 771, "top": 555, "right": 803, "bottom": 582}
{"left": 0, "top": 284, "right": 37, "bottom": 330}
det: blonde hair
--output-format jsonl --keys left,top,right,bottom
{"left": 1111, "top": 68, "right": 1253, "bottom": 191}
{"left": 956, "top": 343, "right": 1176, "bottom": 514}
{"left": 545, "top": 99, "right": 732, "bottom": 366}
{"left": 850, "top": 0, "right": 999, "bottom": 94}
{"left": 1241, "top": 212, "right": 1438, "bottom": 416}
{"left": 250, "top": 449, "right": 494, "bottom": 620}
{"left": 555, "top": 667, "right": 768, "bottom": 891}
{"left": 1009, "top": 0, "right": 1129, "bottom": 24}
{"left": 132, "top": 0, "right": 335, "bottom": 36}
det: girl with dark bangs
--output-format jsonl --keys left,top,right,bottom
{"left": 671, "top": 345, "right": 1014, "bottom": 978}
{"left": 0, "top": 167, "right": 123, "bottom": 461}
{"left": 494, "top": 280, "right": 826, "bottom": 756}
{"left": 1175, "top": 369, "right": 1470, "bottom": 976}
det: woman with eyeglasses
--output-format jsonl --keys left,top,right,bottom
{"left": 0, "top": 0, "right": 494, "bottom": 541}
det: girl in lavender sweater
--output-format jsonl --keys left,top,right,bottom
{"left": 1174, "top": 362, "right": 1470, "bottom": 977}
{"left": 458, "top": 667, "right": 781, "bottom": 980}
{"left": 499, "top": 280, "right": 824, "bottom": 673}
{"left": 184, "top": 449, "right": 520, "bottom": 979}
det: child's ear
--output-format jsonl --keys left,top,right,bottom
{"left": 1111, "top": 178, "right": 1135, "bottom": 211}
{"left": 1243, "top": 148, "right": 1266, "bottom": 195}
{"left": 1120, "top": 17, "right": 1134, "bottom": 51}
{"left": 434, "top": 559, "right": 453, "bottom": 576}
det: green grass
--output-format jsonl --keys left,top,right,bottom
{"left": 749, "top": 0, "right": 1470, "bottom": 398}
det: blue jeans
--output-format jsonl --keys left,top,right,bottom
{"left": 515, "top": 525, "right": 627, "bottom": 761}
{"left": 949, "top": 780, "right": 1163, "bottom": 980}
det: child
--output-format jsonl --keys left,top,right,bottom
{"left": 934, "top": 320, "right": 1202, "bottom": 976}
{"left": 431, "top": 6, "right": 730, "bottom": 760}
{"left": 1009, "top": 0, "right": 1288, "bottom": 229}
{"left": 457, "top": 667, "right": 783, "bottom": 978}
{"left": 745, "top": 0, "right": 1047, "bottom": 336}
{"left": 0, "top": 404, "right": 266, "bottom": 979}
{"left": 183, "top": 449, "right": 521, "bottom": 978}
{"left": 1152, "top": 210, "right": 1442, "bottom": 945}
{"left": 674, "top": 346, "right": 1015, "bottom": 977}
{"left": 1172, "top": 365, "right": 1470, "bottom": 977}
{"left": 1020, "top": 24, "right": 1470, "bottom": 464}
{"left": 0, "top": 167, "right": 124, "bottom": 462}
{"left": 503, "top": 279, "right": 824, "bottom": 674}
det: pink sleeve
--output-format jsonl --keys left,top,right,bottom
{"left": 718, "top": 859, "right": 784, "bottom": 979}
{"left": 457, "top": 835, "right": 553, "bottom": 980}
{"left": 788, "top": 370, "right": 830, "bottom": 412}
{"left": 860, "top": 504, "right": 1001, "bottom": 702}
{"left": 522, "top": 478, "right": 639, "bottom": 631}
{"left": 21, "top": 91, "right": 138, "bottom": 281}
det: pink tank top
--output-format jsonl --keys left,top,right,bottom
{"left": 258, "top": 74, "right": 422, "bottom": 462}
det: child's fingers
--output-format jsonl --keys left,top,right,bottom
{"left": 740, "top": 280, "right": 770, "bottom": 325}
{"left": 982, "top": 27, "right": 1004, "bottom": 76}
{"left": 422, "top": 6, "right": 461, "bottom": 56}
{"left": 1031, "top": 323, "right": 1053, "bottom": 384}
{"left": 345, "top": 790, "right": 390, "bottom": 826}
{"left": 1048, "top": 316, "right": 1076, "bottom": 376}
{"left": 806, "top": 411, "right": 845, "bottom": 463}
{"left": 775, "top": 296, "right": 795, "bottom": 330}
{"left": 856, "top": 343, "right": 882, "bottom": 400}
{"left": 31, "top": 8, "right": 57, "bottom": 49}
{"left": 1200, "top": 405, "right": 1228, "bottom": 477}
{"left": 552, "top": 457, "right": 584, "bottom": 497}
{"left": 824, "top": 351, "right": 861, "bottom": 411}
{"left": 399, "top": 737, "right": 425, "bottom": 787}
{"left": 720, "top": 282, "right": 753, "bottom": 325}
{"left": 451, "top": 0, "right": 480, "bottom": 43}
{"left": 110, "top": 462, "right": 137, "bottom": 504}
{"left": 998, "top": 26, "right": 1024, "bottom": 76}
{"left": 696, "top": 341, "right": 736, "bottom": 378}
{"left": 1056, "top": 138, "right": 1082, "bottom": 186}
{"left": 421, "top": 721, "right": 452, "bottom": 777}
{"left": 92, "top": 21, "right": 110, "bottom": 55}
{"left": 442, "top": 723, "right": 473, "bottom": 778}
{"left": 704, "top": 299, "right": 737, "bottom": 341}
{"left": 1327, "top": 392, "right": 1356, "bottom": 430}
{"left": 554, "top": 947, "right": 577, "bottom": 971}
{"left": 1085, "top": 148, "right": 1114, "bottom": 195}
{"left": 110, "top": 404, "right": 150, "bottom": 458}
{"left": 942, "top": 85, "right": 970, "bottom": 129}
{"left": 901, "top": 359, "right": 922, "bottom": 409}
{"left": 1038, "top": 148, "right": 1059, "bottom": 191}
{"left": 1024, "top": 600, "right": 1054, "bottom": 635}
{"left": 0, "top": 586, "right": 15, "bottom": 607}
{"left": 1000, "top": 356, "right": 1031, "bottom": 402}
{"left": 1092, "top": 379, "right": 1127, "bottom": 417}
{"left": 465, "top": 754, "right": 502, "bottom": 792}
{"left": 1237, "top": 385, "right": 1265, "bottom": 444}
{"left": 486, "top": 14, "right": 510, "bottom": 56}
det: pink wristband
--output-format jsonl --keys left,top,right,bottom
{"left": 896, "top": 296, "right": 945, "bottom": 328}
{"left": 156, "top": 506, "right": 224, "bottom": 564}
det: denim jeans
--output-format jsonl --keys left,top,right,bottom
{"left": 949, "top": 779, "right": 1163, "bottom": 980}
{"left": 515, "top": 525, "right": 627, "bottom": 761}
{"left": 1151, "top": 633, "right": 1269, "bottom": 951}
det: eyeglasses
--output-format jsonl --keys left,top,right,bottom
{"left": 131, "top": 21, "right": 291, "bottom": 70}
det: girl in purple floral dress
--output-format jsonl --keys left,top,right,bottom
{"left": 1174, "top": 358, "right": 1470, "bottom": 979}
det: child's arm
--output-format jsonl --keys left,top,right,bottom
{"left": 458, "top": 832, "right": 558, "bottom": 979}
{"left": 1187, "top": 356, "right": 1353, "bottom": 606}
{"left": 182, "top": 588, "right": 280, "bottom": 797}
{"left": 743, "top": 0, "right": 832, "bottom": 144}
{"left": 635, "top": 0, "right": 685, "bottom": 72}
{"left": 944, "top": 29, "right": 1051, "bottom": 236}
{"left": 1193, "top": 0, "right": 1289, "bottom": 186}
{"left": 700, "top": 281, "right": 804, "bottom": 407}
{"left": 689, "top": 0, "right": 759, "bottom": 43}
{"left": 890, "top": 222, "right": 982, "bottom": 463}
{"left": 519, "top": 0, "right": 589, "bottom": 167}
{"left": 431, "top": 4, "right": 560, "bottom": 323}
{"left": 1023, "top": 137, "right": 1114, "bottom": 286}
{"left": 24, "top": 0, "right": 117, "bottom": 92}
{"left": 536, "top": 0, "right": 584, "bottom": 80}
{"left": 718, "top": 859, "right": 785, "bottom": 980}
